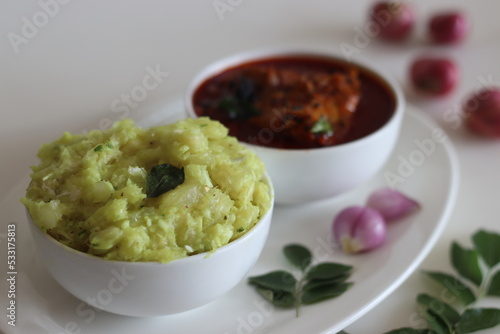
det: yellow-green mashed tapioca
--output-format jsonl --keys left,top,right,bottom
{"left": 21, "top": 117, "right": 272, "bottom": 263}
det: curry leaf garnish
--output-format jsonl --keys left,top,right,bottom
{"left": 94, "top": 142, "right": 113, "bottom": 152}
{"left": 218, "top": 96, "right": 260, "bottom": 120}
{"left": 235, "top": 76, "right": 255, "bottom": 102}
{"left": 146, "top": 164, "right": 185, "bottom": 198}
{"left": 218, "top": 76, "right": 261, "bottom": 120}
{"left": 384, "top": 230, "right": 500, "bottom": 334}
{"left": 248, "top": 244, "right": 353, "bottom": 318}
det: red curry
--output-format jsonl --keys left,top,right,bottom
{"left": 192, "top": 56, "right": 395, "bottom": 149}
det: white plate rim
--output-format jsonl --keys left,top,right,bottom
{"left": 2, "top": 104, "right": 460, "bottom": 334}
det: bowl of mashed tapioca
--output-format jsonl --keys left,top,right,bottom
{"left": 21, "top": 117, "right": 273, "bottom": 316}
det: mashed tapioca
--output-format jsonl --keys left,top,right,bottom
{"left": 21, "top": 117, "right": 272, "bottom": 263}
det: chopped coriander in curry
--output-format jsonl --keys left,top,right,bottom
{"left": 21, "top": 118, "right": 272, "bottom": 263}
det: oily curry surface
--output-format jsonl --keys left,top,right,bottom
{"left": 193, "top": 56, "right": 395, "bottom": 149}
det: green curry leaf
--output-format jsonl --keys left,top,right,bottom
{"left": 451, "top": 242, "right": 483, "bottom": 287}
{"left": 472, "top": 230, "right": 500, "bottom": 268}
{"left": 255, "top": 287, "right": 296, "bottom": 308}
{"left": 146, "top": 164, "right": 185, "bottom": 198}
{"left": 248, "top": 244, "right": 353, "bottom": 317}
{"left": 383, "top": 329, "right": 438, "bottom": 334}
{"left": 218, "top": 96, "right": 259, "bottom": 120}
{"left": 304, "top": 274, "right": 351, "bottom": 290}
{"left": 284, "top": 244, "right": 312, "bottom": 271}
{"left": 248, "top": 270, "right": 297, "bottom": 294}
{"left": 301, "top": 281, "right": 353, "bottom": 305}
{"left": 305, "top": 262, "right": 353, "bottom": 281}
{"left": 385, "top": 230, "right": 500, "bottom": 334}
{"left": 455, "top": 308, "right": 500, "bottom": 334}
{"left": 416, "top": 293, "right": 461, "bottom": 331}
{"left": 423, "top": 271, "right": 476, "bottom": 306}
{"left": 487, "top": 270, "right": 500, "bottom": 297}
{"left": 423, "top": 309, "right": 449, "bottom": 334}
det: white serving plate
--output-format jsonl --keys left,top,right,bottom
{"left": 0, "top": 103, "right": 459, "bottom": 334}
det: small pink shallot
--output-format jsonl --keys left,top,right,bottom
{"left": 332, "top": 206, "right": 387, "bottom": 254}
{"left": 428, "top": 11, "right": 469, "bottom": 45}
{"left": 410, "top": 56, "right": 459, "bottom": 97}
{"left": 366, "top": 188, "right": 420, "bottom": 222}
{"left": 369, "top": 2, "right": 415, "bottom": 41}
{"left": 464, "top": 88, "right": 500, "bottom": 138}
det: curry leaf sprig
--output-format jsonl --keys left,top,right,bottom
{"left": 384, "top": 229, "right": 500, "bottom": 334}
{"left": 248, "top": 244, "right": 353, "bottom": 318}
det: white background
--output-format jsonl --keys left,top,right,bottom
{"left": 1, "top": 0, "right": 500, "bottom": 333}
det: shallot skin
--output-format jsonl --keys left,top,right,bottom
{"left": 465, "top": 88, "right": 500, "bottom": 138}
{"left": 366, "top": 188, "right": 420, "bottom": 222}
{"left": 370, "top": 2, "right": 415, "bottom": 41}
{"left": 410, "top": 56, "right": 459, "bottom": 97}
{"left": 332, "top": 206, "right": 387, "bottom": 254}
{"left": 428, "top": 11, "right": 469, "bottom": 45}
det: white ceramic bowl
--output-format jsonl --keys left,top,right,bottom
{"left": 185, "top": 48, "right": 405, "bottom": 204}
{"left": 26, "top": 196, "right": 274, "bottom": 317}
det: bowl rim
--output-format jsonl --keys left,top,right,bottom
{"left": 184, "top": 47, "right": 406, "bottom": 153}
{"left": 26, "top": 179, "right": 274, "bottom": 268}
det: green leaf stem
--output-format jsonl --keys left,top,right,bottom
{"left": 248, "top": 244, "right": 353, "bottom": 317}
